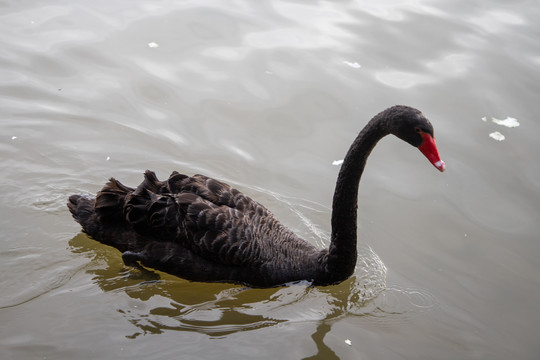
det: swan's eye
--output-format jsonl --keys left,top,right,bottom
{"left": 414, "top": 127, "right": 422, "bottom": 134}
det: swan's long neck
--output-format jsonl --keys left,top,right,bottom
{"left": 325, "top": 114, "right": 389, "bottom": 281}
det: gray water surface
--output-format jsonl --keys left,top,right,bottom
{"left": 1, "top": 1, "right": 539, "bottom": 359}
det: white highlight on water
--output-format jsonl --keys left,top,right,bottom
{"left": 489, "top": 131, "right": 505, "bottom": 141}
{"left": 492, "top": 116, "right": 519, "bottom": 128}
{"left": 343, "top": 61, "right": 361, "bottom": 69}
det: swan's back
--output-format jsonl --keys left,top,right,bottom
{"left": 68, "top": 171, "right": 323, "bottom": 286}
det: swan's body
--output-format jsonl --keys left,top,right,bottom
{"left": 68, "top": 105, "right": 445, "bottom": 287}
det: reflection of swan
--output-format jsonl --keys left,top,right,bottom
{"left": 68, "top": 106, "right": 445, "bottom": 287}
{"left": 70, "top": 232, "right": 434, "bottom": 357}
{"left": 303, "top": 322, "right": 339, "bottom": 360}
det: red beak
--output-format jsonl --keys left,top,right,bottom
{"left": 418, "top": 132, "right": 446, "bottom": 172}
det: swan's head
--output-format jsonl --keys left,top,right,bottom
{"left": 388, "top": 105, "right": 446, "bottom": 172}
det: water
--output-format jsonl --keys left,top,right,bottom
{"left": 1, "top": 0, "right": 540, "bottom": 359}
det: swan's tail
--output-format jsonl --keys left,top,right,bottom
{"left": 67, "top": 194, "right": 100, "bottom": 237}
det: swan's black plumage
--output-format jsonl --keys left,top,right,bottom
{"left": 68, "top": 105, "right": 444, "bottom": 287}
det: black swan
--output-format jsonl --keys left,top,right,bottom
{"left": 68, "top": 105, "right": 445, "bottom": 287}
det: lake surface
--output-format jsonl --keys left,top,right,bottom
{"left": 1, "top": 0, "right": 540, "bottom": 359}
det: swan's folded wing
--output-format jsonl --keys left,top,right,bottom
{"left": 171, "top": 173, "right": 259, "bottom": 213}
{"left": 175, "top": 192, "right": 265, "bottom": 267}
{"left": 96, "top": 170, "right": 274, "bottom": 267}
{"left": 123, "top": 189, "right": 180, "bottom": 240}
